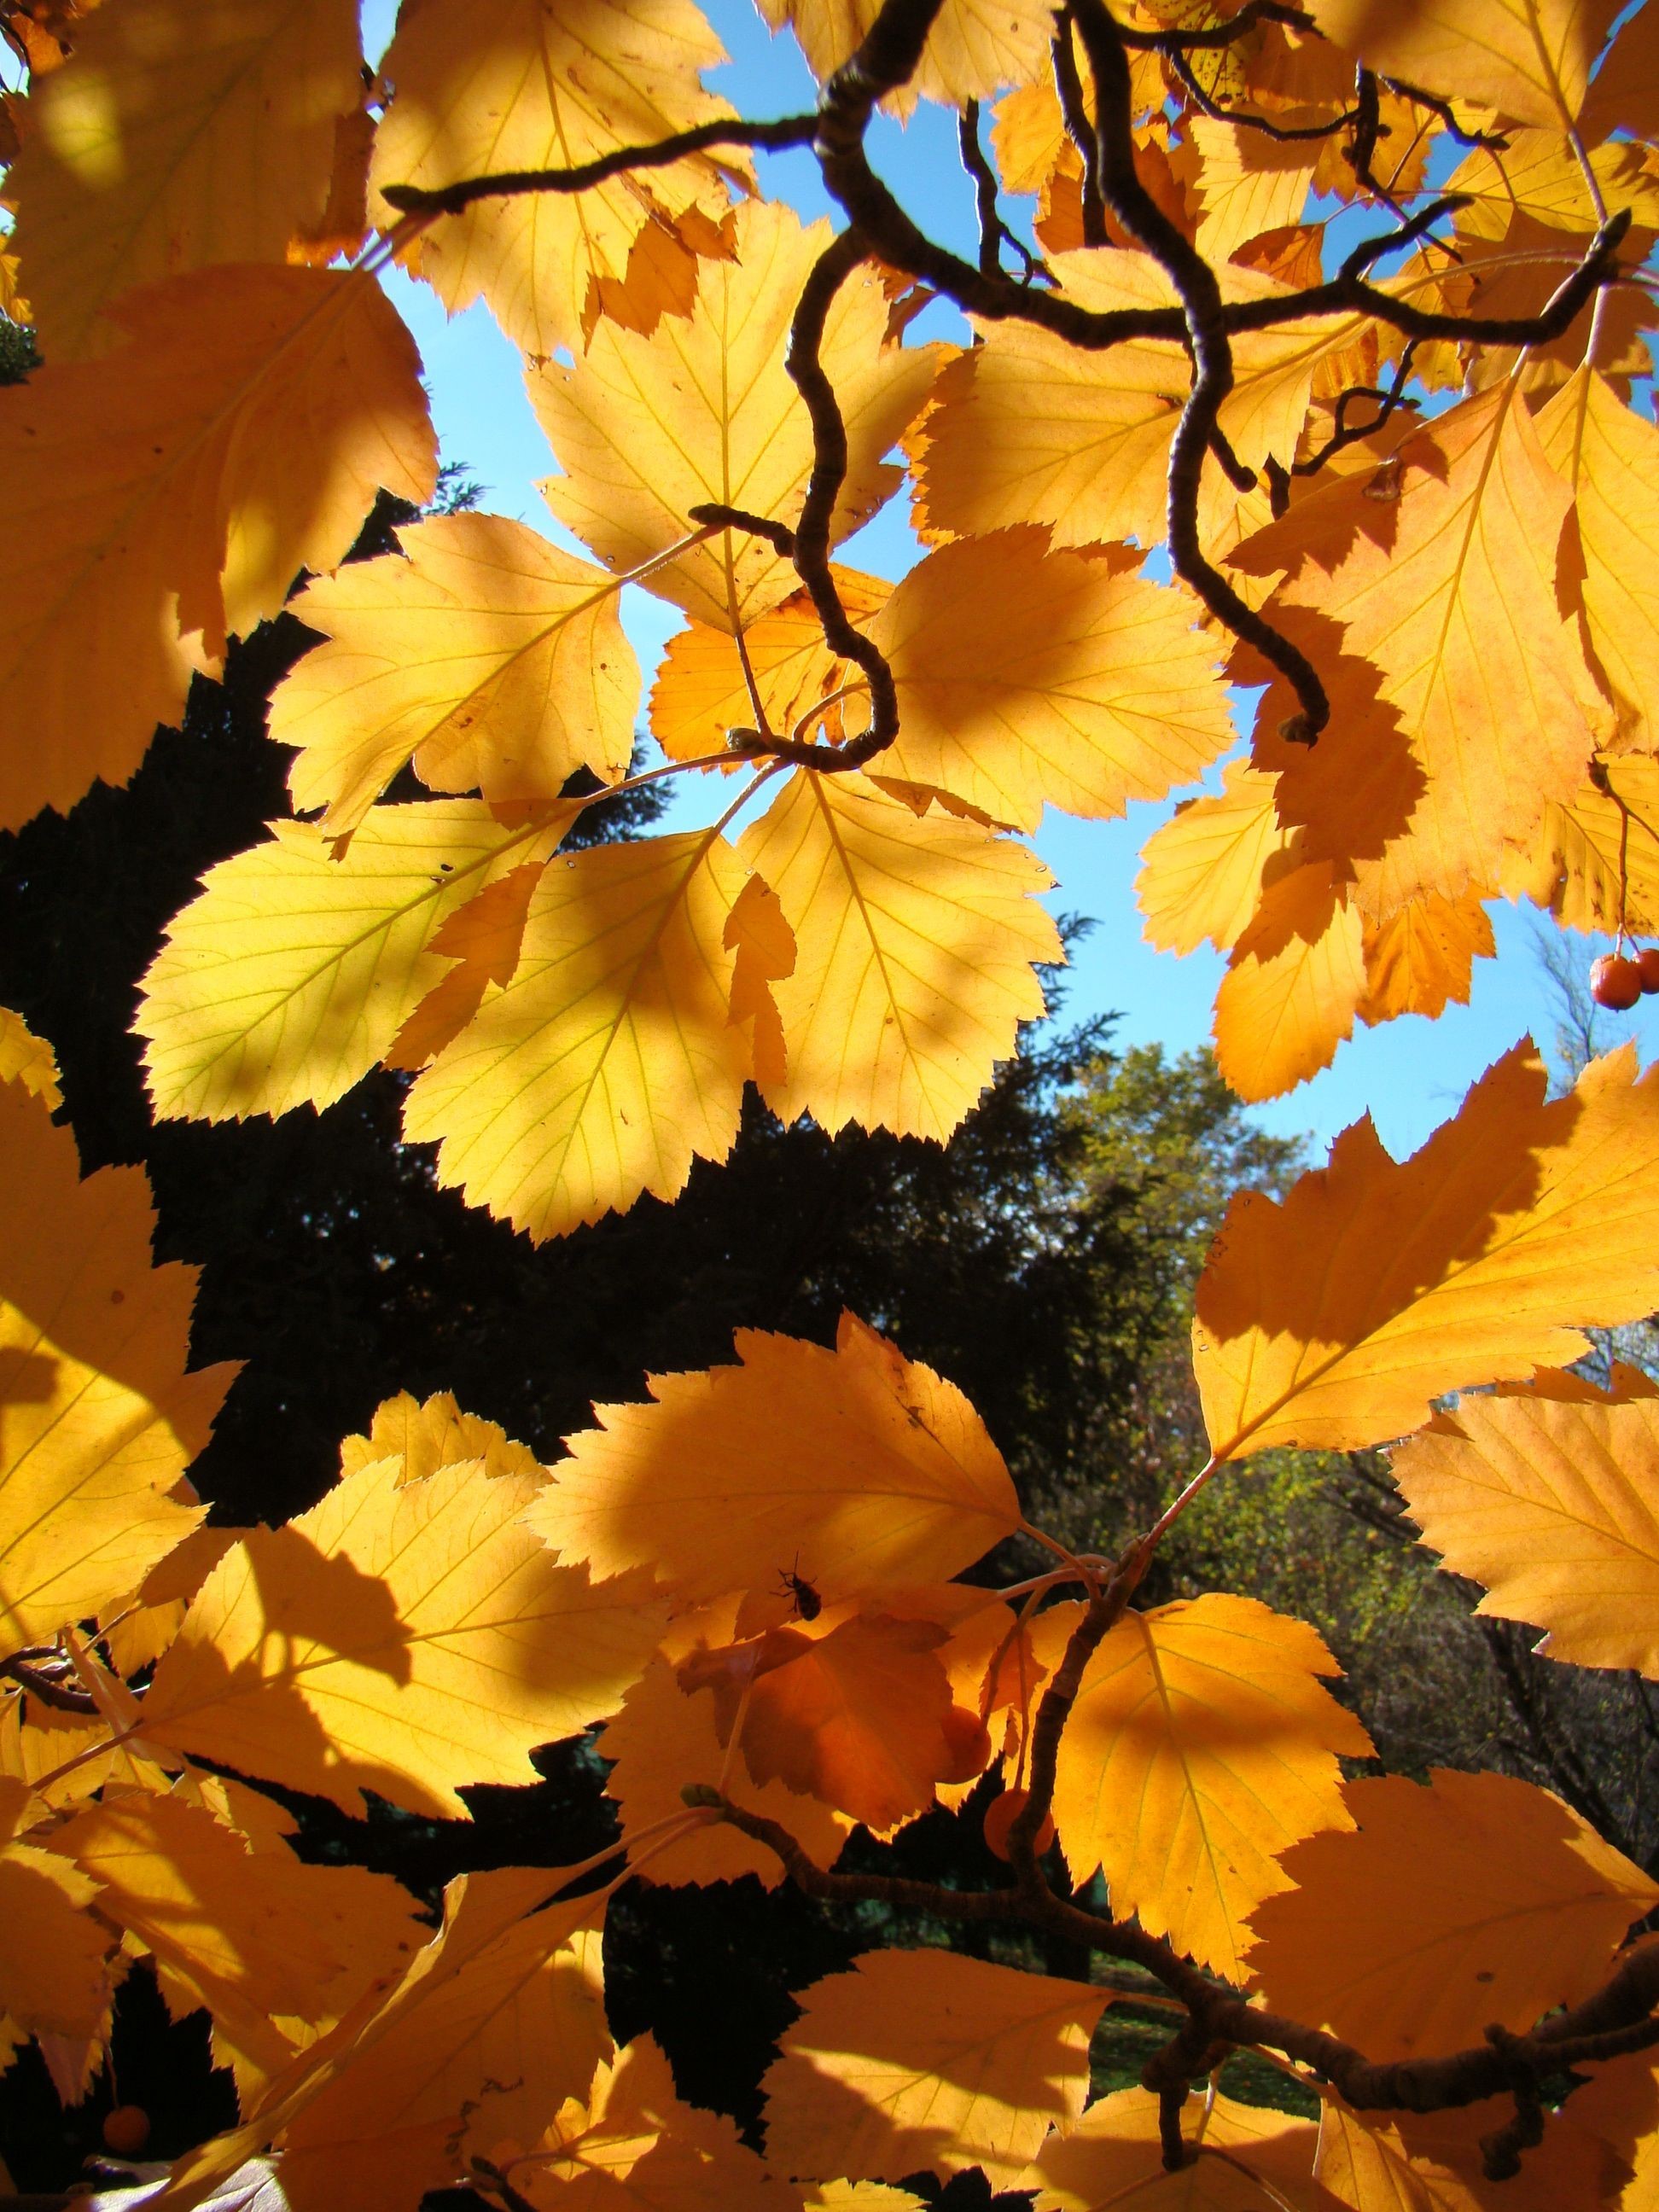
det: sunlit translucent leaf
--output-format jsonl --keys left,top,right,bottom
{"left": 739, "top": 769, "right": 1059, "bottom": 1140}
{"left": 756, "top": 0, "right": 1053, "bottom": 105}
{"left": 1042, "top": 1594, "right": 1371, "bottom": 1979}
{"left": 137, "top": 802, "right": 564, "bottom": 1121}
{"left": 1393, "top": 1391, "right": 1659, "bottom": 1675}
{"left": 1316, "top": 2092, "right": 1633, "bottom": 2212}
{"left": 1214, "top": 863, "right": 1365, "bottom": 1102}
{"left": 6, "top": 0, "right": 361, "bottom": 357}
{"left": 1193, "top": 1041, "right": 1659, "bottom": 1458}
{"left": 0, "top": 267, "right": 436, "bottom": 831}
{"left": 1190, "top": 114, "right": 1323, "bottom": 266}
{"left": 1137, "top": 762, "right": 1297, "bottom": 958}
{"left": 0, "top": 1083, "right": 230, "bottom": 1651}
{"left": 275, "top": 514, "right": 639, "bottom": 836}
{"left": 762, "top": 1949, "right": 1107, "bottom": 2187}
{"left": 527, "top": 1312, "right": 1021, "bottom": 1604}
{"left": 533, "top": 201, "right": 942, "bottom": 632}
{"left": 1246, "top": 1770, "right": 1658, "bottom": 2060}
{"left": 338, "top": 1390, "right": 544, "bottom": 1488}
{"left": 1357, "top": 890, "right": 1496, "bottom": 1027}
{"left": 0, "top": 1006, "right": 61, "bottom": 1109}
{"left": 143, "top": 1453, "right": 667, "bottom": 1817}
{"left": 1023, "top": 2085, "right": 1338, "bottom": 2211}
{"left": 1304, "top": 0, "right": 1620, "bottom": 130}
{"left": 401, "top": 829, "right": 756, "bottom": 1241}
{"left": 0, "top": 1783, "right": 113, "bottom": 2040}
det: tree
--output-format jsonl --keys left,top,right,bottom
{"left": 3, "top": 0, "right": 1659, "bottom": 2207}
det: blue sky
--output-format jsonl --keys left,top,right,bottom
{"left": 364, "top": 0, "right": 1659, "bottom": 1161}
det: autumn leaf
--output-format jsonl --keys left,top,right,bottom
{"left": 1392, "top": 1390, "right": 1659, "bottom": 1676}
{"left": 0, "top": 1819, "right": 114, "bottom": 2041}
{"left": 338, "top": 1389, "right": 544, "bottom": 1489}
{"left": 1191, "top": 114, "right": 1324, "bottom": 266}
{"left": 1245, "top": 1770, "right": 1658, "bottom": 2061}
{"left": 1213, "top": 863, "right": 1366, "bottom": 1103}
{"left": 1303, "top": 0, "right": 1621, "bottom": 131}
{"left": 1317, "top": 2092, "right": 1634, "bottom": 2212}
{"left": 400, "top": 828, "right": 757, "bottom": 1240}
{"left": 6, "top": 0, "right": 363, "bottom": 357}
{"left": 533, "top": 200, "right": 942, "bottom": 632}
{"left": 137, "top": 801, "right": 565, "bottom": 1122}
{"left": 870, "top": 527, "right": 1232, "bottom": 831}
{"left": 1022, "top": 2085, "right": 1338, "bottom": 2211}
{"left": 142, "top": 1451, "right": 667, "bottom": 1817}
{"left": 368, "top": 0, "right": 740, "bottom": 362}
{"left": 762, "top": 1948, "right": 1108, "bottom": 2187}
{"left": 757, "top": 0, "right": 1054, "bottom": 107}
{"left": 738, "top": 768, "right": 1060, "bottom": 1140}
{"left": 1137, "top": 762, "right": 1298, "bottom": 958}
{"left": 0, "top": 265, "right": 436, "bottom": 831}
{"left": 1357, "top": 891, "right": 1496, "bottom": 1027}
{"left": 0, "top": 1080, "right": 231, "bottom": 1652}
{"left": 0, "top": 1004, "right": 61, "bottom": 1108}
{"left": 1041, "top": 1594, "right": 1371, "bottom": 1980}
{"left": 1193, "top": 1040, "right": 1659, "bottom": 1458}
{"left": 526, "top": 1312, "right": 1021, "bottom": 1605}
{"left": 275, "top": 513, "right": 640, "bottom": 836}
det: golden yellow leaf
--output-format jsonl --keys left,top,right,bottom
{"left": 755, "top": 0, "right": 1053, "bottom": 106}
{"left": 1357, "top": 890, "right": 1496, "bottom": 1027}
{"left": 762, "top": 1949, "right": 1108, "bottom": 2187}
{"left": 338, "top": 1390, "right": 544, "bottom": 1488}
{"left": 0, "top": 1701, "right": 120, "bottom": 1808}
{"left": 384, "top": 862, "right": 550, "bottom": 1074}
{"left": 1041, "top": 1594, "right": 1371, "bottom": 1981}
{"left": 1191, "top": 114, "right": 1323, "bottom": 265}
{"left": 737, "top": 769, "right": 1059, "bottom": 1140}
{"left": 1214, "top": 863, "right": 1366, "bottom": 1102}
{"left": 1505, "top": 754, "right": 1659, "bottom": 937}
{"left": 1537, "top": 369, "right": 1659, "bottom": 752}
{"left": 1317, "top": 2092, "right": 1633, "bottom": 2212}
{"left": 0, "top": 1082, "right": 230, "bottom": 1650}
{"left": 915, "top": 248, "right": 1372, "bottom": 551}
{"left": 142, "top": 1452, "right": 667, "bottom": 1817}
{"left": 533, "top": 200, "right": 943, "bottom": 632}
{"left": 1232, "top": 382, "right": 1604, "bottom": 911}
{"left": 0, "top": 265, "right": 436, "bottom": 831}
{"left": 1246, "top": 1770, "right": 1657, "bottom": 2061}
{"left": 1193, "top": 1040, "right": 1659, "bottom": 1458}
{"left": 101, "top": 1522, "right": 239, "bottom": 1679}
{"left": 51, "top": 1791, "right": 425, "bottom": 2036}
{"left": 367, "top": 0, "right": 739, "bottom": 363}
{"left": 6, "top": 0, "right": 361, "bottom": 358}
{"left": 528, "top": 1313, "right": 1021, "bottom": 1604}
{"left": 1580, "top": 1, "right": 1659, "bottom": 141}
{"left": 802, "top": 2188, "right": 928, "bottom": 2212}
{"left": 1392, "top": 1393, "right": 1659, "bottom": 1675}
{"left": 508, "top": 2034, "right": 798, "bottom": 2212}
{"left": 0, "top": 1005, "right": 61, "bottom": 1109}
{"left": 870, "top": 528, "right": 1232, "bottom": 831}
{"left": 1304, "top": 0, "right": 1621, "bottom": 130}
{"left": 1446, "top": 129, "right": 1659, "bottom": 242}
{"left": 0, "top": 1831, "right": 113, "bottom": 2039}
{"left": 1137, "top": 762, "right": 1298, "bottom": 957}
{"left": 288, "top": 96, "right": 376, "bottom": 267}
{"left": 1023, "top": 2086, "right": 1337, "bottom": 2211}
{"left": 137, "top": 801, "right": 563, "bottom": 1122}
{"left": 401, "top": 827, "right": 756, "bottom": 1241}
{"left": 275, "top": 514, "right": 639, "bottom": 836}
{"left": 649, "top": 570, "right": 891, "bottom": 763}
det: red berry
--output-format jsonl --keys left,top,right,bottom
{"left": 102, "top": 2105, "right": 151, "bottom": 2157}
{"left": 983, "top": 1787, "right": 1056, "bottom": 1862}
{"left": 1591, "top": 953, "right": 1643, "bottom": 1010}
{"left": 1638, "top": 947, "right": 1659, "bottom": 995}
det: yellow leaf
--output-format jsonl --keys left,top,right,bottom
{"left": 1393, "top": 1393, "right": 1659, "bottom": 1675}
{"left": 1042, "top": 1594, "right": 1372, "bottom": 1981}
{"left": 1317, "top": 2092, "right": 1633, "bottom": 2212}
{"left": 101, "top": 1522, "right": 239, "bottom": 1679}
{"left": 137, "top": 800, "right": 564, "bottom": 1121}
{"left": 870, "top": 528, "right": 1231, "bottom": 831}
{"left": 142, "top": 1452, "right": 667, "bottom": 1817}
{"left": 1022, "top": 2085, "right": 1337, "bottom": 2211}
{"left": 649, "top": 570, "right": 891, "bottom": 763}
{"left": 367, "top": 0, "right": 740, "bottom": 363}
{"left": 737, "top": 769, "right": 1059, "bottom": 1140}
{"left": 5, "top": 0, "right": 362, "bottom": 358}
{"left": 401, "top": 828, "right": 756, "bottom": 1241}
{"left": 755, "top": 0, "right": 1054, "bottom": 106}
{"left": 1191, "top": 114, "right": 1323, "bottom": 265}
{"left": 1357, "top": 890, "right": 1496, "bottom": 1027}
{"left": 916, "top": 248, "right": 1372, "bottom": 551}
{"left": 276, "top": 514, "right": 640, "bottom": 837}
{"left": 1537, "top": 368, "right": 1659, "bottom": 752}
{"left": 1214, "top": 863, "right": 1366, "bottom": 1102}
{"left": 1446, "top": 129, "right": 1659, "bottom": 242}
{"left": 1303, "top": 0, "right": 1621, "bottom": 130}
{"left": 803, "top": 2189, "right": 928, "bottom": 2212}
{"left": 1246, "top": 1770, "right": 1657, "bottom": 2061}
{"left": 1232, "top": 382, "right": 1603, "bottom": 911}
{"left": 0, "top": 1005, "right": 61, "bottom": 1109}
{"left": 0, "top": 1083, "right": 230, "bottom": 1650}
{"left": 0, "top": 1833, "right": 113, "bottom": 2039}
{"left": 1193, "top": 1040, "right": 1659, "bottom": 1458}
{"left": 338, "top": 1390, "right": 544, "bottom": 1488}
{"left": 532, "top": 200, "right": 942, "bottom": 632}
{"left": 527, "top": 1313, "right": 1021, "bottom": 1604}
{"left": 1137, "top": 762, "right": 1298, "bottom": 957}
{"left": 1505, "top": 755, "right": 1659, "bottom": 937}
{"left": 0, "top": 265, "right": 436, "bottom": 831}
{"left": 1580, "top": 2, "right": 1659, "bottom": 141}
{"left": 385, "top": 863, "right": 550, "bottom": 1074}
{"left": 761, "top": 1948, "right": 1108, "bottom": 2187}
